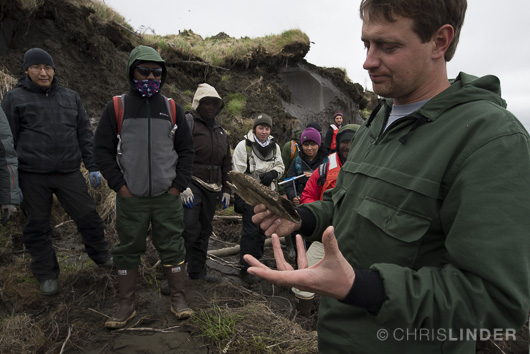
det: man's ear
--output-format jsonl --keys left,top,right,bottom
{"left": 432, "top": 24, "right": 454, "bottom": 60}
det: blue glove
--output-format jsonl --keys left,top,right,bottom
{"left": 181, "top": 187, "right": 194, "bottom": 208}
{"left": 89, "top": 171, "right": 102, "bottom": 188}
{"left": 220, "top": 192, "right": 231, "bottom": 209}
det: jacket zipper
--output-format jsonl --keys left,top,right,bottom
{"left": 147, "top": 98, "right": 152, "bottom": 196}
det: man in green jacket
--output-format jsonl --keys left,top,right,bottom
{"left": 246, "top": 1, "right": 530, "bottom": 353}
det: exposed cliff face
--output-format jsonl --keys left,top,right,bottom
{"left": 0, "top": 0, "right": 377, "bottom": 147}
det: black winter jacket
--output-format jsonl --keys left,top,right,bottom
{"left": 1, "top": 76, "right": 98, "bottom": 174}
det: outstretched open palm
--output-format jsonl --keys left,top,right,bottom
{"left": 243, "top": 226, "right": 355, "bottom": 300}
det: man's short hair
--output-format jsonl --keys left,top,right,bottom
{"left": 359, "top": 0, "right": 467, "bottom": 61}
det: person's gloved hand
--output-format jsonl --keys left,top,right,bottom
{"left": 89, "top": 171, "right": 102, "bottom": 188}
{"left": 220, "top": 192, "right": 231, "bottom": 209}
{"left": 259, "top": 170, "right": 278, "bottom": 186}
{"left": 1, "top": 205, "right": 17, "bottom": 226}
{"left": 181, "top": 187, "right": 194, "bottom": 208}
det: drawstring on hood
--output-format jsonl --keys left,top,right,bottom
{"left": 398, "top": 114, "right": 431, "bottom": 144}
{"left": 365, "top": 100, "right": 384, "bottom": 128}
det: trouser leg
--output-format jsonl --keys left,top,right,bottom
{"left": 113, "top": 195, "right": 151, "bottom": 269}
{"left": 239, "top": 201, "right": 265, "bottom": 270}
{"left": 183, "top": 183, "right": 218, "bottom": 278}
{"left": 150, "top": 193, "right": 186, "bottom": 266}
{"left": 54, "top": 171, "right": 110, "bottom": 264}
{"left": 19, "top": 172, "right": 58, "bottom": 281}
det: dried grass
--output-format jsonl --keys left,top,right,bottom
{"left": 0, "top": 313, "right": 49, "bottom": 353}
{"left": 0, "top": 69, "right": 17, "bottom": 101}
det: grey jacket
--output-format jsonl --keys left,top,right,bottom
{"left": 94, "top": 45, "right": 194, "bottom": 197}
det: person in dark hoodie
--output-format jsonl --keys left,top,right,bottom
{"left": 1, "top": 48, "right": 111, "bottom": 297}
{"left": 94, "top": 45, "right": 195, "bottom": 328}
{"left": 180, "top": 83, "right": 232, "bottom": 282}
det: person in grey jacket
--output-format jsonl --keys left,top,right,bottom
{"left": 1, "top": 48, "right": 111, "bottom": 296}
{"left": 94, "top": 45, "right": 195, "bottom": 328}
{"left": 0, "top": 106, "right": 21, "bottom": 226}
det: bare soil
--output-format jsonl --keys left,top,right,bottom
{"left": 0, "top": 206, "right": 319, "bottom": 353}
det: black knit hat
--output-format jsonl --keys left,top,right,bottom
{"left": 306, "top": 122, "right": 322, "bottom": 132}
{"left": 23, "top": 48, "right": 55, "bottom": 71}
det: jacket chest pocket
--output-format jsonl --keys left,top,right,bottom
{"left": 348, "top": 196, "right": 432, "bottom": 268}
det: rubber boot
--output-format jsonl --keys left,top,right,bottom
{"left": 295, "top": 295, "right": 314, "bottom": 317}
{"left": 163, "top": 264, "right": 194, "bottom": 319}
{"left": 105, "top": 268, "right": 138, "bottom": 328}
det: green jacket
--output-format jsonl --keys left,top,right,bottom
{"left": 302, "top": 73, "right": 530, "bottom": 353}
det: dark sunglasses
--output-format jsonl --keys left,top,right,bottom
{"left": 136, "top": 66, "right": 163, "bottom": 77}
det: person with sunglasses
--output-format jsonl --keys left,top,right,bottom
{"left": 94, "top": 45, "right": 195, "bottom": 328}
{"left": 1, "top": 48, "right": 112, "bottom": 296}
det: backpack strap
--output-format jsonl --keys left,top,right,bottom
{"left": 317, "top": 162, "right": 329, "bottom": 186}
{"left": 294, "top": 156, "right": 302, "bottom": 176}
{"left": 165, "top": 97, "right": 177, "bottom": 125}
{"left": 290, "top": 140, "right": 298, "bottom": 159}
{"left": 113, "top": 94, "right": 126, "bottom": 136}
{"left": 245, "top": 139, "right": 253, "bottom": 173}
{"left": 185, "top": 113, "right": 194, "bottom": 132}
{"left": 114, "top": 95, "right": 177, "bottom": 137}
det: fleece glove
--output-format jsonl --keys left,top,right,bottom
{"left": 259, "top": 170, "right": 278, "bottom": 186}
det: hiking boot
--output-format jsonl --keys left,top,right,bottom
{"left": 164, "top": 264, "right": 193, "bottom": 320}
{"left": 105, "top": 268, "right": 137, "bottom": 328}
{"left": 40, "top": 279, "right": 58, "bottom": 296}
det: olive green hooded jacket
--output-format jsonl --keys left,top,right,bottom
{"left": 301, "top": 73, "right": 530, "bottom": 354}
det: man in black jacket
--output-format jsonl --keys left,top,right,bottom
{"left": 1, "top": 48, "right": 111, "bottom": 296}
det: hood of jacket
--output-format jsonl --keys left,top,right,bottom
{"left": 336, "top": 123, "right": 360, "bottom": 143}
{"left": 416, "top": 72, "right": 506, "bottom": 121}
{"left": 367, "top": 72, "right": 508, "bottom": 143}
{"left": 191, "top": 83, "right": 224, "bottom": 110}
{"left": 126, "top": 45, "right": 167, "bottom": 92}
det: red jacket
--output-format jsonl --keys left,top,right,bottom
{"left": 300, "top": 152, "right": 342, "bottom": 203}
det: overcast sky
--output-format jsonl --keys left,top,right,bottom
{"left": 103, "top": 0, "right": 529, "bottom": 129}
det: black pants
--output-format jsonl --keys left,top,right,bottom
{"left": 182, "top": 181, "right": 219, "bottom": 279}
{"left": 19, "top": 171, "right": 109, "bottom": 281}
{"left": 238, "top": 197, "right": 265, "bottom": 271}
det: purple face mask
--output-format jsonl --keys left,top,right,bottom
{"left": 133, "top": 79, "right": 161, "bottom": 97}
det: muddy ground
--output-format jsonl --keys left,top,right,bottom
{"left": 0, "top": 205, "right": 319, "bottom": 353}
{"left": 1, "top": 199, "right": 528, "bottom": 353}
